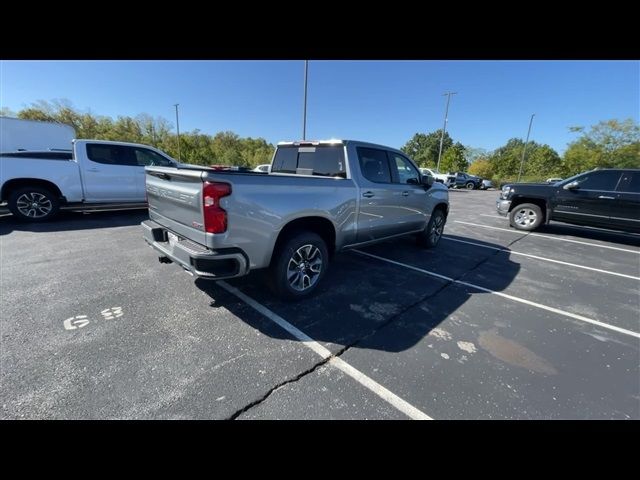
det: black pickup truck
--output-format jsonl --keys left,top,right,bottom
{"left": 497, "top": 168, "right": 640, "bottom": 233}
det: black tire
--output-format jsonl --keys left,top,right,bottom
{"left": 417, "top": 208, "right": 446, "bottom": 248}
{"left": 269, "top": 231, "right": 329, "bottom": 300}
{"left": 465, "top": 181, "right": 475, "bottom": 190}
{"left": 8, "top": 186, "right": 59, "bottom": 222}
{"left": 509, "top": 203, "right": 543, "bottom": 231}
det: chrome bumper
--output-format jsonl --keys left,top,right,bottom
{"left": 142, "top": 220, "right": 249, "bottom": 280}
{"left": 496, "top": 199, "right": 511, "bottom": 216}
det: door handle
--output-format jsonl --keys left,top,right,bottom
{"left": 362, "top": 191, "right": 375, "bottom": 198}
{"left": 87, "top": 168, "right": 100, "bottom": 172}
{"left": 598, "top": 195, "right": 615, "bottom": 199}
{"left": 401, "top": 191, "right": 410, "bottom": 196}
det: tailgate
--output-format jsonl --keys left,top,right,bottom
{"left": 145, "top": 166, "right": 207, "bottom": 245}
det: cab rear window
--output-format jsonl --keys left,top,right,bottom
{"left": 271, "top": 146, "right": 346, "bottom": 178}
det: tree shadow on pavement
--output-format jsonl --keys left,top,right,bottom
{"left": 195, "top": 234, "right": 521, "bottom": 353}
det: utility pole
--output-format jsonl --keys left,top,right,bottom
{"left": 302, "top": 60, "right": 309, "bottom": 140}
{"left": 436, "top": 91, "right": 457, "bottom": 173}
{"left": 518, "top": 113, "right": 535, "bottom": 182}
{"left": 174, "top": 103, "right": 181, "bottom": 161}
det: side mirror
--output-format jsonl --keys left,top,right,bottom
{"left": 421, "top": 175, "right": 434, "bottom": 188}
{"left": 563, "top": 181, "right": 579, "bottom": 190}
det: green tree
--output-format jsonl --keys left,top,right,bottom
{"left": 488, "top": 138, "right": 560, "bottom": 179}
{"left": 468, "top": 157, "right": 494, "bottom": 178}
{"left": 562, "top": 119, "right": 640, "bottom": 175}
{"left": 439, "top": 142, "right": 467, "bottom": 172}
{"left": 401, "top": 130, "right": 453, "bottom": 168}
{"left": 7, "top": 100, "right": 276, "bottom": 168}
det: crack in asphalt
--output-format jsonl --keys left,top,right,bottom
{"left": 229, "top": 231, "right": 530, "bottom": 419}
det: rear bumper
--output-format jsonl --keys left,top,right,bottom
{"left": 142, "top": 220, "right": 249, "bottom": 280}
{"left": 496, "top": 199, "right": 511, "bottom": 216}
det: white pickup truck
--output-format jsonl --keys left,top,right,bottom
{"left": 420, "top": 168, "right": 454, "bottom": 187}
{"left": 1, "top": 139, "right": 177, "bottom": 221}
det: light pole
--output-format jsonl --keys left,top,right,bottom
{"left": 517, "top": 113, "right": 535, "bottom": 182}
{"left": 436, "top": 91, "right": 457, "bottom": 173}
{"left": 302, "top": 60, "right": 308, "bottom": 140}
{"left": 174, "top": 103, "right": 181, "bottom": 161}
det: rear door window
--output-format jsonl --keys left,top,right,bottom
{"left": 356, "top": 147, "right": 392, "bottom": 183}
{"left": 271, "top": 145, "right": 346, "bottom": 177}
{"left": 86, "top": 144, "right": 137, "bottom": 166}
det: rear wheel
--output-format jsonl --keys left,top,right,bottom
{"left": 269, "top": 231, "right": 329, "bottom": 300}
{"left": 509, "top": 203, "right": 543, "bottom": 231}
{"left": 8, "top": 187, "right": 59, "bottom": 222}
{"left": 417, "top": 209, "right": 446, "bottom": 248}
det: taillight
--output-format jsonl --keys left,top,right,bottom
{"left": 203, "top": 181, "right": 231, "bottom": 233}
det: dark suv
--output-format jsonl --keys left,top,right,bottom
{"left": 497, "top": 168, "right": 640, "bottom": 233}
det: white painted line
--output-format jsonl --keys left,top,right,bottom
{"left": 354, "top": 250, "right": 640, "bottom": 339}
{"left": 479, "top": 214, "right": 507, "bottom": 220}
{"left": 453, "top": 221, "right": 640, "bottom": 254}
{"left": 218, "top": 281, "right": 432, "bottom": 420}
{"left": 442, "top": 236, "right": 640, "bottom": 281}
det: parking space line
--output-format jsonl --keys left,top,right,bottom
{"left": 353, "top": 250, "right": 640, "bottom": 339}
{"left": 442, "top": 236, "right": 640, "bottom": 281}
{"left": 479, "top": 214, "right": 506, "bottom": 220}
{"left": 218, "top": 281, "right": 433, "bottom": 420}
{"left": 453, "top": 221, "right": 640, "bottom": 254}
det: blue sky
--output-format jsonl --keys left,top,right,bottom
{"left": 1, "top": 60, "right": 638, "bottom": 154}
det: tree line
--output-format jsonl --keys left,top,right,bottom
{"left": 1, "top": 100, "right": 275, "bottom": 168}
{"left": 2, "top": 101, "right": 638, "bottom": 182}
{"left": 402, "top": 119, "right": 639, "bottom": 185}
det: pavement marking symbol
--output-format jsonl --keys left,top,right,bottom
{"left": 219, "top": 281, "right": 432, "bottom": 420}
{"left": 63, "top": 315, "right": 90, "bottom": 330}
{"left": 63, "top": 307, "right": 124, "bottom": 331}
{"left": 442, "top": 236, "right": 640, "bottom": 281}
{"left": 354, "top": 250, "right": 640, "bottom": 340}
{"left": 453, "top": 221, "right": 640, "bottom": 255}
{"left": 101, "top": 307, "right": 123, "bottom": 320}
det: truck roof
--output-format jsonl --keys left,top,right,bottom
{"left": 276, "top": 139, "right": 408, "bottom": 156}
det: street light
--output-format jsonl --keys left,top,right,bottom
{"left": 174, "top": 103, "right": 181, "bottom": 161}
{"left": 436, "top": 91, "right": 457, "bottom": 173}
{"left": 517, "top": 114, "right": 536, "bottom": 182}
{"left": 302, "top": 60, "right": 308, "bottom": 140}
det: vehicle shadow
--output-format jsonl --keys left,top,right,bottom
{"left": 538, "top": 223, "right": 640, "bottom": 248}
{"left": 0, "top": 209, "right": 148, "bottom": 235}
{"left": 195, "top": 234, "right": 521, "bottom": 353}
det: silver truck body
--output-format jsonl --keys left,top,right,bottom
{"left": 142, "top": 139, "right": 449, "bottom": 285}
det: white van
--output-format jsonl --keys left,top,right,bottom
{"left": 1, "top": 117, "right": 76, "bottom": 152}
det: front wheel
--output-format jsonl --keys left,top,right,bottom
{"left": 509, "top": 203, "right": 543, "bottom": 231}
{"left": 417, "top": 209, "right": 446, "bottom": 248}
{"left": 465, "top": 181, "right": 475, "bottom": 190}
{"left": 269, "top": 231, "right": 329, "bottom": 300}
{"left": 8, "top": 187, "right": 59, "bottom": 222}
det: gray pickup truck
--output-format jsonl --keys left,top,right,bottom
{"left": 142, "top": 139, "right": 449, "bottom": 299}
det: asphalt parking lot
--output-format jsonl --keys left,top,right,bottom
{"left": 1, "top": 189, "right": 639, "bottom": 419}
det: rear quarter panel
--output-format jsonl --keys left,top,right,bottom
{"left": 205, "top": 172, "right": 358, "bottom": 269}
